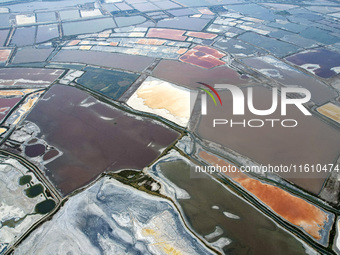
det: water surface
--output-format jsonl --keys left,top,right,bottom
{"left": 196, "top": 86, "right": 340, "bottom": 194}
{"left": 158, "top": 159, "right": 308, "bottom": 255}
{"left": 76, "top": 66, "right": 138, "bottom": 100}
{"left": 26, "top": 84, "right": 179, "bottom": 195}
{"left": 53, "top": 49, "right": 154, "bottom": 72}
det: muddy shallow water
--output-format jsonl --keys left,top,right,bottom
{"left": 26, "top": 84, "right": 179, "bottom": 195}
{"left": 158, "top": 159, "right": 309, "bottom": 255}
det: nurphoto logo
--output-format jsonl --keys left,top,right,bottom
{"left": 198, "top": 83, "right": 312, "bottom": 128}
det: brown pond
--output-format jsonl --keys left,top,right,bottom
{"left": 43, "top": 149, "right": 59, "bottom": 161}
{"left": 152, "top": 60, "right": 251, "bottom": 89}
{"left": 196, "top": 86, "right": 340, "bottom": 194}
{"left": 241, "top": 56, "right": 337, "bottom": 104}
{"left": 0, "top": 68, "right": 63, "bottom": 86}
{"left": 198, "top": 150, "right": 333, "bottom": 242}
{"left": 52, "top": 50, "right": 155, "bottom": 73}
{"left": 25, "top": 143, "right": 46, "bottom": 158}
{"left": 0, "top": 97, "right": 22, "bottom": 122}
{"left": 158, "top": 159, "right": 309, "bottom": 255}
{"left": 285, "top": 48, "right": 340, "bottom": 79}
{"left": 26, "top": 85, "right": 179, "bottom": 195}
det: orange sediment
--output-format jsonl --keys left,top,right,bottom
{"left": 142, "top": 228, "right": 183, "bottom": 255}
{"left": 179, "top": 45, "right": 225, "bottom": 69}
{"left": 147, "top": 28, "right": 187, "bottom": 41}
{"left": 317, "top": 103, "right": 340, "bottom": 123}
{"left": 186, "top": 31, "right": 217, "bottom": 40}
{"left": 136, "top": 83, "right": 190, "bottom": 119}
{"left": 0, "top": 127, "right": 6, "bottom": 135}
{"left": 136, "top": 39, "right": 166, "bottom": 45}
{"left": 68, "top": 40, "right": 80, "bottom": 46}
{"left": 177, "top": 48, "right": 187, "bottom": 55}
{"left": 0, "top": 90, "right": 24, "bottom": 96}
{"left": 198, "top": 8, "right": 215, "bottom": 15}
{"left": 22, "top": 89, "right": 37, "bottom": 94}
{"left": 12, "top": 91, "right": 43, "bottom": 125}
{"left": 97, "top": 31, "right": 110, "bottom": 38}
{"left": 198, "top": 150, "right": 329, "bottom": 240}
{"left": 0, "top": 49, "right": 11, "bottom": 62}
{"left": 79, "top": 46, "right": 92, "bottom": 50}
{"left": 0, "top": 89, "right": 37, "bottom": 96}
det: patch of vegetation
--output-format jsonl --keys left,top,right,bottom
{"left": 108, "top": 170, "right": 166, "bottom": 198}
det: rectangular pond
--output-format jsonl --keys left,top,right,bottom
{"left": 25, "top": 84, "right": 180, "bottom": 195}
